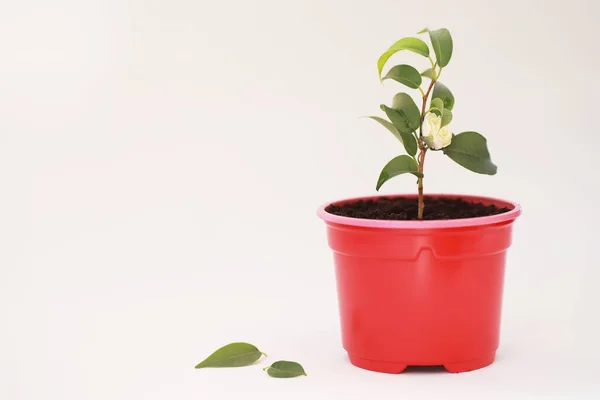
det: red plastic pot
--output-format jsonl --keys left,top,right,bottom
{"left": 317, "top": 194, "right": 521, "bottom": 373}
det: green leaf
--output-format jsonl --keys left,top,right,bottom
{"left": 389, "top": 92, "right": 421, "bottom": 132}
{"left": 195, "top": 342, "right": 266, "bottom": 368}
{"left": 430, "top": 98, "right": 444, "bottom": 113}
{"left": 417, "top": 27, "right": 429, "bottom": 34}
{"left": 429, "top": 98, "right": 444, "bottom": 116}
{"left": 399, "top": 129, "right": 418, "bottom": 156}
{"left": 364, "top": 116, "right": 403, "bottom": 144}
{"left": 383, "top": 64, "right": 422, "bottom": 89}
{"left": 381, "top": 93, "right": 420, "bottom": 156}
{"left": 428, "top": 28, "right": 453, "bottom": 67}
{"left": 380, "top": 106, "right": 418, "bottom": 156}
{"left": 432, "top": 81, "right": 455, "bottom": 110}
{"left": 441, "top": 108, "right": 452, "bottom": 126}
{"left": 421, "top": 68, "right": 435, "bottom": 79}
{"left": 377, "top": 37, "right": 429, "bottom": 79}
{"left": 391, "top": 92, "right": 419, "bottom": 114}
{"left": 443, "top": 132, "right": 497, "bottom": 175}
{"left": 264, "top": 361, "right": 307, "bottom": 378}
{"left": 376, "top": 155, "right": 422, "bottom": 191}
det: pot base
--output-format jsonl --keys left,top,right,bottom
{"left": 348, "top": 351, "right": 496, "bottom": 374}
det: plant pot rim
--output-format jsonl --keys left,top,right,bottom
{"left": 317, "top": 193, "right": 521, "bottom": 229}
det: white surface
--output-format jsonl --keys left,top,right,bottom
{"left": 2, "top": 0, "right": 599, "bottom": 398}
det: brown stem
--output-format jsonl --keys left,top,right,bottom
{"left": 417, "top": 144, "right": 427, "bottom": 219}
{"left": 417, "top": 77, "right": 436, "bottom": 220}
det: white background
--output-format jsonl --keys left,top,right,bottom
{"left": 2, "top": 0, "right": 599, "bottom": 398}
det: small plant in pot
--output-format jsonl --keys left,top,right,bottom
{"left": 317, "top": 27, "right": 521, "bottom": 373}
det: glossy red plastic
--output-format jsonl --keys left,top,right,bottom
{"left": 317, "top": 194, "right": 521, "bottom": 373}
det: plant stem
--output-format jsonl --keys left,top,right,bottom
{"left": 416, "top": 74, "right": 437, "bottom": 220}
{"left": 417, "top": 145, "right": 427, "bottom": 219}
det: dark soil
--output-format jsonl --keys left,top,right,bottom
{"left": 325, "top": 196, "right": 511, "bottom": 221}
